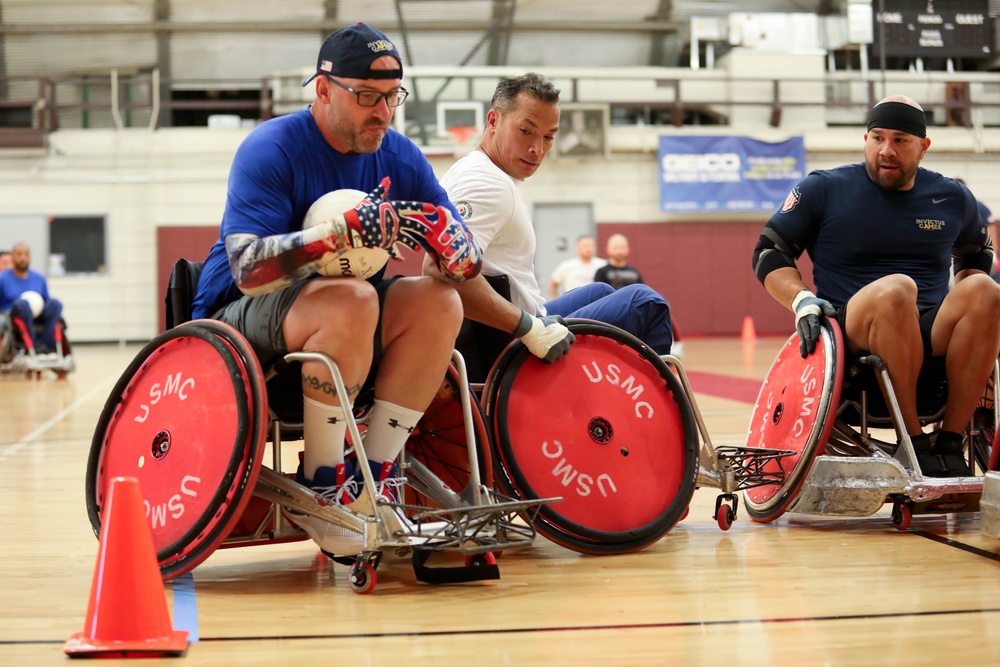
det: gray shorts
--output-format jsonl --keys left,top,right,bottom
{"left": 214, "top": 276, "right": 401, "bottom": 370}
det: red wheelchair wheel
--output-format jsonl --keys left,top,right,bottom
{"left": 405, "top": 362, "right": 493, "bottom": 508}
{"left": 0, "top": 312, "right": 13, "bottom": 364}
{"left": 86, "top": 320, "right": 267, "bottom": 579}
{"left": 989, "top": 427, "right": 1000, "bottom": 472}
{"left": 485, "top": 320, "right": 698, "bottom": 554}
{"left": 743, "top": 319, "right": 843, "bottom": 522}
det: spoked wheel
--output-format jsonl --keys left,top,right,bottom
{"left": 484, "top": 320, "right": 699, "bottom": 554}
{"left": 404, "top": 363, "right": 492, "bottom": 509}
{"left": 743, "top": 319, "right": 843, "bottom": 523}
{"left": 56, "top": 320, "right": 74, "bottom": 365}
{"left": 85, "top": 320, "right": 268, "bottom": 580}
{"left": 991, "top": 427, "right": 1000, "bottom": 473}
{"left": 0, "top": 312, "right": 13, "bottom": 365}
{"left": 969, "top": 374, "right": 995, "bottom": 474}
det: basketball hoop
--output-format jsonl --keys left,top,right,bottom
{"left": 446, "top": 125, "right": 479, "bottom": 157}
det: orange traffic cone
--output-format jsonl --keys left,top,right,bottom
{"left": 741, "top": 316, "right": 757, "bottom": 342}
{"left": 64, "top": 477, "right": 189, "bottom": 658}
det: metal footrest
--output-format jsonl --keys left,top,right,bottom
{"left": 256, "top": 466, "right": 557, "bottom": 555}
{"left": 391, "top": 490, "right": 559, "bottom": 555}
{"left": 714, "top": 445, "right": 797, "bottom": 491}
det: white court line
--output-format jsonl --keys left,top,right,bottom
{"left": 0, "top": 373, "right": 119, "bottom": 462}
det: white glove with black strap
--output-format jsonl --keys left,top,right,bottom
{"left": 514, "top": 311, "right": 575, "bottom": 363}
{"left": 792, "top": 289, "right": 836, "bottom": 358}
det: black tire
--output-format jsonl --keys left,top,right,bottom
{"left": 86, "top": 320, "right": 267, "bottom": 579}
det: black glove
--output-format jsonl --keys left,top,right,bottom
{"left": 792, "top": 289, "right": 836, "bottom": 358}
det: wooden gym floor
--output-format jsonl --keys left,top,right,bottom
{"left": 2, "top": 336, "right": 999, "bottom": 666}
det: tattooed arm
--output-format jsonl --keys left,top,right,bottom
{"left": 226, "top": 177, "right": 438, "bottom": 296}
{"left": 225, "top": 225, "right": 343, "bottom": 296}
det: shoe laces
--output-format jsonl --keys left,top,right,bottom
{"left": 313, "top": 477, "right": 358, "bottom": 505}
{"left": 377, "top": 476, "right": 405, "bottom": 502}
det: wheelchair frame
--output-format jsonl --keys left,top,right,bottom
{"left": 686, "top": 320, "right": 1000, "bottom": 532}
{"left": 0, "top": 310, "right": 74, "bottom": 378}
{"left": 662, "top": 352, "right": 804, "bottom": 531}
{"left": 87, "top": 311, "right": 553, "bottom": 594}
{"left": 238, "top": 348, "right": 551, "bottom": 593}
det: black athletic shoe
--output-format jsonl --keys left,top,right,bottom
{"left": 918, "top": 432, "right": 971, "bottom": 478}
{"left": 894, "top": 433, "right": 931, "bottom": 467}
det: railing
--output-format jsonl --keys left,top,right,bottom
{"left": 2, "top": 67, "right": 999, "bottom": 150}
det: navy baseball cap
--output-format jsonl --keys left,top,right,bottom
{"left": 302, "top": 23, "right": 403, "bottom": 87}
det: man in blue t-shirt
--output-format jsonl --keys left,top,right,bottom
{"left": 752, "top": 95, "right": 1000, "bottom": 478}
{"left": 191, "top": 23, "right": 482, "bottom": 556}
{"left": 0, "top": 242, "right": 64, "bottom": 354}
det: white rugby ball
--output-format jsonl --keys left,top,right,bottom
{"left": 20, "top": 290, "right": 44, "bottom": 318}
{"left": 303, "top": 188, "right": 390, "bottom": 279}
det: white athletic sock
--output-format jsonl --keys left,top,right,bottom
{"left": 302, "top": 395, "right": 350, "bottom": 480}
{"left": 362, "top": 399, "right": 424, "bottom": 464}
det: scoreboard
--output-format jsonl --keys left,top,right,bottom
{"left": 872, "top": 0, "right": 991, "bottom": 58}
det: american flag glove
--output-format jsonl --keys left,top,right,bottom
{"left": 324, "top": 177, "right": 429, "bottom": 260}
{"left": 397, "top": 205, "right": 483, "bottom": 281}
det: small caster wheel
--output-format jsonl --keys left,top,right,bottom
{"left": 891, "top": 502, "right": 912, "bottom": 531}
{"left": 464, "top": 552, "right": 497, "bottom": 568}
{"left": 347, "top": 561, "right": 377, "bottom": 594}
{"left": 716, "top": 504, "right": 735, "bottom": 531}
{"left": 680, "top": 505, "right": 690, "bottom": 522}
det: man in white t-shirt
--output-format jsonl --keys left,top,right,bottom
{"left": 548, "top": 235, "right": 607, "bottom": 298}
{"left": 424, "top": 72, "right": 673, "bottom": 368}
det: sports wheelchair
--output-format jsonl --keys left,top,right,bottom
{"left": 85, "top": 260, "right": 551, "bottom": 594}
{"left": 0, "top": 309, "right": 74, "bottom": 379}
{"left": 455, "top": 281, "right": 801, "bottom": 551}
{"left": 444, "top": 275, "right": 707, "bottom": 554}
{"left": 710, "top": 318, "right": 999, "bottom": 531}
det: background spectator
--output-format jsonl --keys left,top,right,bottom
{"left": 548, "top": 234, "right": 607, "bottom": 298}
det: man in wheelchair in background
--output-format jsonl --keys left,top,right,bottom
{"left": 190, "top": 23, "right": 481, "bottom": 557}
{"left": 0, "top": 242, "right": 67, "bottom": 365}
{"left": 753, "top": 94, "right": 1000, "bottom": 478}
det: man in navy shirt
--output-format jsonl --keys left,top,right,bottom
{"left": 192, "top": 23, "right": 481, "bottom": 556}
{"left": 594, "top": 234, "right": 644, "bottom": 290}
{"left": 752, "top": 95, "right": 1000, "bottom": 477}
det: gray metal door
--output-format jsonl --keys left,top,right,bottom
{"left": 532, "top": 202, "right": 594, "bottom": 298}
{"left": 0, "top": 215, "right": 50, "bottom": 275}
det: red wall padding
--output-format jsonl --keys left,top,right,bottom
{"left": 156, "top": 222, "right": 814, "bottom": 337}
{"left": 596, "top": 221, "right": 815, "bottom": 337}
{"left": 156, "top": 227, "right": 222, "bottom": 333}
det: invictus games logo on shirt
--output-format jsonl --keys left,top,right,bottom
{"left": 915, "top": 218, "right": 945, "bottom": 231}
{"left": 456, "top": 201, "right": 473, "bottom": 220}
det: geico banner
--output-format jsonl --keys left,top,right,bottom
{"left": 659, "top": 135, "right": 806, "bottom": 213}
